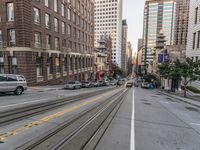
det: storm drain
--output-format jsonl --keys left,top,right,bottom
{"left": 143, "top": 102, "right": 152, "bottom": 105}
{"left": 185, "top": 107, "right": 199, "bottom": 112}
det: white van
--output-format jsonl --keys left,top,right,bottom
{"left": 0, "top": 74, "right": 27, "bottom": 95}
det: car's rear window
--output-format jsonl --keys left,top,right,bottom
{"left": 68, "top": 82, "right": 75, "bottom": 84}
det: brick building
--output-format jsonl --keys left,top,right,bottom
{"left": 0, "top": 0, "right": 95, "bottom": 86}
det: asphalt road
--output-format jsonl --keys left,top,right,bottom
{"left": 0, "top": 86, "right": 115, "bottom": 111}
{"left": 0, "top": 87, "right": 125, "bottom": 150}
{"left": 135, "top": 87, "right": 200, "bottom": 150}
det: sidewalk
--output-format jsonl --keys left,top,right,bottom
{"left": 158, "top": 90, "right": 200, "bottom": 107}
{"left": 29, "top": 85, "right": 64, "bottom": 92}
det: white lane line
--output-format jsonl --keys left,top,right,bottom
{"left": 0, "top": 98, "right": 52, "bottom": 109}
{"left": 131, "top": 88, "right": 135, "bottom": 150}
{"left": 190, "top": 123, "right": 200, "bottom": 126}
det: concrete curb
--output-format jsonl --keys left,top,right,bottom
{"left": 158, "top": 91, "right": 200, "bottom": 108}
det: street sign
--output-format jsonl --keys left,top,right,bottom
{"left": 158, "top": 53, "right": 169, "bottom": 63}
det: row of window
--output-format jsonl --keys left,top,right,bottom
{"left": 36, "top": 56, "right": 93, "bottom": 76}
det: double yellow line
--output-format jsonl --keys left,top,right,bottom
{"left": 0, "top": 88, "right": 123, "bottom": 142}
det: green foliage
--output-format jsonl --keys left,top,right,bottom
{"left": 186, "top": 86, "right": 200, "bottom": 94}
{"left": 158, "top": 57, "right": 200, "bottom": 97}
{"left": 112, "top": 63, "right": 125, "bottom": 78}
{"left": 143, "top": 74, "right": 157, "bottom": 83}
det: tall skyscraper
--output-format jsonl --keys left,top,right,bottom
{"left": 94, "top": 0, "right": 123, "bottom": 67}
{"left": 174, "top": 0, "right": 190, "bottom": 45}
{"left": 121, "top": 20, "right": 128, "bottom": 74}
{"left": 143, "top": 0, "right": 176, "bottom": 67}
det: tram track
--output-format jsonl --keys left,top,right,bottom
{"left": 0, "top": 87, "right": 116, "bottom": 127}
{"left": 15, "top": 88, "right": 129, "bottom": 150}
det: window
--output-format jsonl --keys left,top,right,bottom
{"left": 34, "top": 7, "right": 40, "bottom": 25}
{"left": 7, "top": 75, "right": 17, "bottom": 81}
{"left": 54, "top": 18, "right": 58, "bottom": 32}
{"left": 68, "top": 8, "right": 71, "bottom": 20}
{"left": 197, "top": 31, "right": 200, "bottom": 48}
{"left": 0, "top": 30, "right": 2, "bottom": 47}
{"left": 7, "top": 3, "right": 14, "bottom": 21}
{"left": 8, "top": 29, "right": 16, "bottom": 46}
{"left": 45, "top": 13, "right": 50, "bottom": 29}
{"left": 0, "top": 75, "right": 7, "bottom": 81}
{"left": 62, "top": 22, "right": 66, "bottom": 34}
{"left": 61, "top": 4, "right": 65, "bottom": 17}
{"left": 45, "top": 0, "right": 49, "bottom": 7}
{"left": 195, "top": 7, "right": 198, "bottom": 24}
{"left": 55, "top": 37, "right": 59, "bottom": 50}
{"left": 68, "top": 25, "right": 71, "bottom": 37}
{"left": 46, "top": 35, "right": 51, "bottom": 49}
{"left": 36, "top": 57, "right": 43, "bottom": 77}
{"left": 54, "top": 0, "right": 58, "bottom": 12}
{"left": 193, "top": 32, "right": 196, "bottom": 49}
{"left": 34, "top": 32, "right": 41, "bottom": 48}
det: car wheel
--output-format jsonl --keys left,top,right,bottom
{"left": 15, "top": 87, "right": 23, "bottom": 95}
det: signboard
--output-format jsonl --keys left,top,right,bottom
{"left": 158, "top": 53, "right": 169, "bottom": 63}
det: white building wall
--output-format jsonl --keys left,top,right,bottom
{"left": 186, "top": 0, "right": 200, "bottom": 89}
{"left": 94, "top": 0, "right": 123, "bottom": 67}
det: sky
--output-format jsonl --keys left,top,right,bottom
{"left": 123, "top": 0, "right": 145, "bottom": 54}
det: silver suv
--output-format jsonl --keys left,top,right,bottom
{"left": 0, "top": 74, "right": 27, "bottom": 95}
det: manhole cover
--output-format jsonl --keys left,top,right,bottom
{"left": 185, "top": 107, "right": 199, "bottom": 112}
{"left": 143, "top": 102, "right": 152, "bottom": 105}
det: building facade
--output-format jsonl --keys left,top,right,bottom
{"left": 143, "top": 0, "right": 176, "bottom": 70}
{"left": 0, "top": 0, "right": 94, "bottom": 86}
{"left": 94, "top": 34, "right": 112, "bottom": 80}
{"left": 94, "top": 0, "right": 122, "bottom": 67}
{"left": 121, "top": 20, "right": 128, "bottom": 74}
{"left": 173, "top": 0, "right": 190, "bottom": 45}
{"left": 186, "top": 0, "right": 200, "bottom": 89}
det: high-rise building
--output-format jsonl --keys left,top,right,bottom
{"left": 0, "top": 0, "right": 94, "bottom": 85}
{"left": 94, "top": 0, "right": 123, "bottom": 67}
{"left": 174, "top": 0, "right": 190, "bottom": 45}
{"left": 143, "top": 0, "right": 176, "bottom": 68}
{"left": 186, "top": 0, "right": 200, "bottom": 89}
{"left": 121, "top": 20, "right": 128, "bottom": 74}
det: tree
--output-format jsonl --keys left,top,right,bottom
{"left": 158, "top": 61, "right": 172, "bottom": 92}
{"left": 112, "top": 63, "right": 125, "bottom": 78}
{"left": 158, "top": 58, "right": 200, "bottom": 97}
{"left": 179, "top": 58, "right": 200, "bottom": 97}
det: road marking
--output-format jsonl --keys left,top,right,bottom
{"left": 0, "top": 99, "right": 52, "bottom": 109}
{"left": 131, "top": 88, "right": 135, "bottom": 150}
{"left": 190, "top": 123, "right": 200, "bottom": 126}
{"left": 0, "top": 89, "right": 123, "bottom": 142}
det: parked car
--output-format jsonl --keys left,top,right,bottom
{"left": 64, "top": 81, "right": 82, "bottom": 89}
{"left": 126, "top": 81, "right": 133, "bottom": 88}
{"left": 82, "top": 81, "right": 93, "bottom": 88}
{"left": 0, "top": 74, "right": 27, "bottom": 95}
{"left": 141, "top": 82, "right": 150, "bottom": 89}
{"left": 91, "top": 81, "right": 99, "bottom": 87}
{"left": 97, "top": 80, "right": 104, "bottom": 86}
{"left": 102, "top": 80, "right": 110, "bottom": 86}
{"left": 134, "top": 81, "right": 139, "bottom": 87}
{"left": 109, "top": 80, "right": 117, "bottom": 86}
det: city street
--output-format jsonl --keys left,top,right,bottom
{"left": 135, "top": 87, "right": 200, "bottom": 150}
{"left": 0, "top": 86, "right": 133, "bottom": 150}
